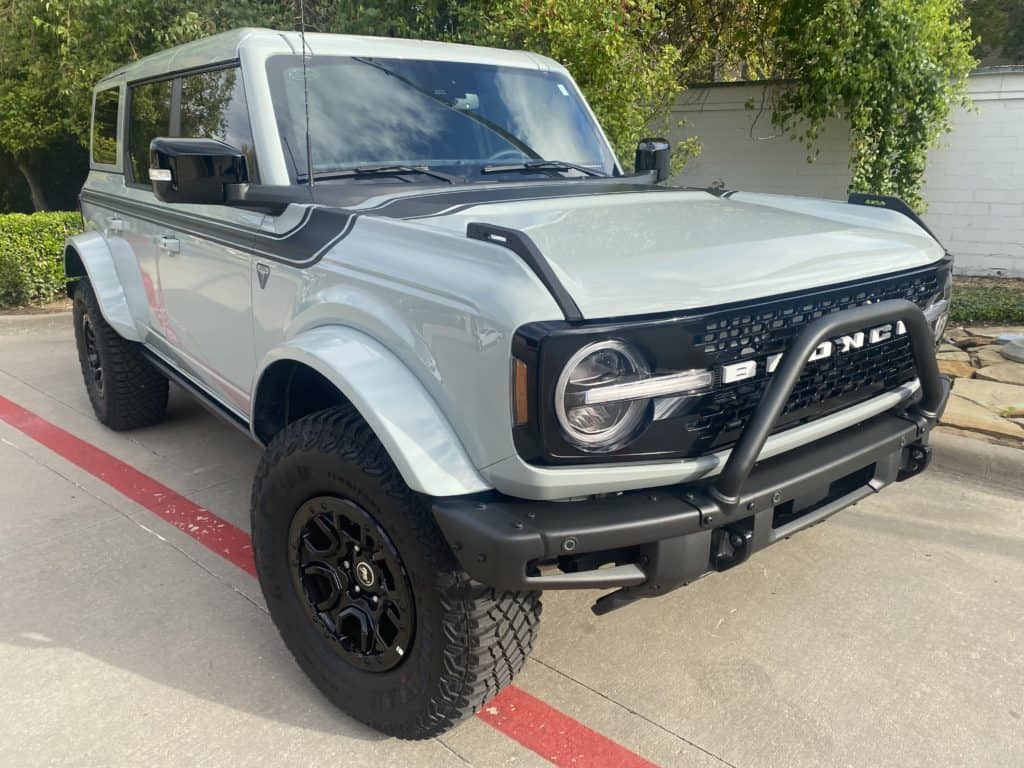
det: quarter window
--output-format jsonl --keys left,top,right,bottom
{"left": 91, "top": 87, "right": 120, "bottom": 166}
{"left": 128, "top": 79, "right": 173, "bottom": 184}
{"left": 179, "top": 68, "right": 258, "bottom": 180}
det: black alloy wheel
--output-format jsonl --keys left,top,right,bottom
{"left": 252, "top": 404, "right": 542, "bottom": 738}
{"left": 289, "top": 496, "right": 415, "bottom": 672}
{"left": 81, "top": 315, "right": 104, "bottom": 396}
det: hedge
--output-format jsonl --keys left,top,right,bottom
{"left": 0, "top": 212, "right": 83, "bottom": 309}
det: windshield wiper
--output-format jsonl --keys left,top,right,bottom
{"left": 298, "top": 165, "right": 461, "bottom": 184}
{"left": 481, "top": 159, "right": 607, "bottom": 178}
{"left": 350, "top": 56, "right": 544, "bottom": 162}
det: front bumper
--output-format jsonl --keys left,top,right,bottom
{"left": 433, "top": 300, "right": 951, "bottom": 614}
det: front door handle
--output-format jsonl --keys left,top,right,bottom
{"left": 158, "top": 235, "right": 180, "bottom": 254}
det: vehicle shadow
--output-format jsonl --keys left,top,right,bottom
{"left": 0, "top": 387, "right": 398, "bottom": 744}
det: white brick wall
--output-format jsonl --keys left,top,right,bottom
{"left": 670, "top": 69, "right": 1024, "bottom": 277}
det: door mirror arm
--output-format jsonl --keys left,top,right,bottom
{"left": 633, "top": 138, "right": 671, "bottom": 183}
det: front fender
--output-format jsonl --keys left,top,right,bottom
{"left": 65, "top": 231, "right": 144, "bottom": 342}
{"left": 254, "top": 326, "right": 490, "bottom": 497}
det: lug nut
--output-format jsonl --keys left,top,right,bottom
{"left": 354, "top": 585, "right": 360, "bottom": 593}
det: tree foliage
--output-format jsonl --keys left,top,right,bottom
{"left": 768, "top": 0, "right": 976, "bottom": 211}
{"left": 966, "top": 0, "right": 1024, "bottom": 64}
{"left": 0, "top": 0, "right": 982, "bottom": 212}
{"left": 455, "top": 0, "right": 695, "bottom": 165}
{"left": 0, "top": 1, "right": 288, "bottom": 209}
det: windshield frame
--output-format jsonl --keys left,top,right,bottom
{"left": 264, "top": 53, "right": 621, "bottom": 185}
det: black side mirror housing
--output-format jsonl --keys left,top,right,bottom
{"left": 149, "top": 137, "right": 248, "bottom": 205}
{"left": 634, "top": 138, "right": 671, "bottom": 183}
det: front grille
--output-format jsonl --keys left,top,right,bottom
{"left": 683, "top": 268, "right": 941, "bottom": 455}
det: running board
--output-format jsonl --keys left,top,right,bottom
{"left": 140, "top": 348, "right": 257, "bottom": 441}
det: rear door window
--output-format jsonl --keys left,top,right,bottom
{"left": 128, "top": 79, "right": 173, "bottom": 185}
{"left": 91, "top": 87, "right": 120, "bottom": 166}
{"left": 179, "top": 67, "right": 258, "bottom": 181}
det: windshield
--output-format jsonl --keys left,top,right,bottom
{"left": 265, "top": 55, "right": 618, "bottom": 182}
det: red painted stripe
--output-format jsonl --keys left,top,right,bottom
{"left": 0, "top": 393, "right": 659, "bottom": 768}
{"left": 478, "top": 686, "right": 659, "bottom": 768}
{"left": 0, "top": 395, "right": 256, "bottom": 577}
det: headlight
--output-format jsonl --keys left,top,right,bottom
{"left": 553, "top": 340, "right": 713, "bottom": 452}
{"left": 924, "top": 269, "right": 953, "bottom": 343}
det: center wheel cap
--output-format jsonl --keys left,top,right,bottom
{"left": 355, "top": 561, "right": 375, "bottom": 588}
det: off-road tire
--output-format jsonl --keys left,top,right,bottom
{"left": 251, "top": 405, "right": 542, "bottom": 739}
{"left": 72, "top": 280, "right": 168, "bottom": 430}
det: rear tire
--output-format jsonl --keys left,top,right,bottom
{"left": 72, "top": 280, "right": 168, "bottom": 430}
{"left": 251, "top": 404, "right": 542, "bottom": 739}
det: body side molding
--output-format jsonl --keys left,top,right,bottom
{"left": 252, "top": 326, "right": 491, "bottom": 497}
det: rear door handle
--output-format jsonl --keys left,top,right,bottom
{"left": 107, "top": 216, "right": 124, "bottom": 234}
{"left": 158, "top": 235, "right": 180, "bottom": 254}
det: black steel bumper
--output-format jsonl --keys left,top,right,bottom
{"left": 432, "top": 300, "right": 951, "bottom": 614}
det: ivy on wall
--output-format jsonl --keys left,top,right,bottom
{"left": 770, "top": 0, "right": 977, "bottom": 211}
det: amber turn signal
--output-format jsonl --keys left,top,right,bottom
{"left": 512, "top": 357, "right": 530, "bottom": 426}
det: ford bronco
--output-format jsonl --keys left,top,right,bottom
{"left": 68, "top": 28, "right": 951, "bottom": 738}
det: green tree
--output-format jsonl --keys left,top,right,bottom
{"left": 769, "top": 0, "right": 976, "bottom": 211}
{"left": 966, "top": 0, "right": 1024, "bottom": 64}
{"left": 456, "top": 0, "right": 698, "bottom": 168}
{"left": 0, "top": 0, "right": 289, "bottom": 211}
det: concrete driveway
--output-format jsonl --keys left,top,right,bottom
{"left": 1, "top": 312, "right": 1021, "bottom": 768}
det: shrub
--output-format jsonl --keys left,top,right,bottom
{"left": 0, "top": 211, "right": 82, "bottom": 309}
{"left": 950, "top": 278, "right": 1024, "bottom": 325}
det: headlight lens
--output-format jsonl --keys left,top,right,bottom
{"left": 554, "top": 341, "right": 650, "bottom": 451}
{"left": 924, "top": 269, "right": 953, "bottom": 343}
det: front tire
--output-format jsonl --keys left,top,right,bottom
{"left": 72, "top": 280, "right": 168, "bottom": 430}
{"left": 251, "top": 405, "right": 541, "bottom": 739}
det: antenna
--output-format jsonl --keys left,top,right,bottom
{"left": 299, "top": 0, "right": 314, "bottom": 188}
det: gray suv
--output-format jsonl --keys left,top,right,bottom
{"left": 68, "top": 28, "right": 952, "bottom": 738}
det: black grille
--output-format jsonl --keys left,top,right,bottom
{"left": 684, "top": 269, "right": 941, "bottom": 454}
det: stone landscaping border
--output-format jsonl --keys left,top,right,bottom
{"left": 937, "top": 326, "right": 1024, "bottom": 446}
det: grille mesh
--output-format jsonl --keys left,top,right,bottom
{"left": 684, "top": 269, "right": 941, "bottom": 453}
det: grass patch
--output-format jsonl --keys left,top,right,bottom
{"left": 950, "top": 277, "right": 1024, "bottom": 326}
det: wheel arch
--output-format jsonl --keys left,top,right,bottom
{"left": 251, "top": 326, "right": 490, "bottom": 498}
{"left": 64, "top": 231, "right": 144, "bottom": 342}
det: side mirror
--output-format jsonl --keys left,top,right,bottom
{"left": 149, "top": 137, "right": 248, "bottom": 205}
{"left": 634, "top": 138, "right": 671, "bottom": 183}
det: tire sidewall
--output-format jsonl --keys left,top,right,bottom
{"left": 252, "top": 432, "right": 458, "bottom": 728}
{"left": 72, "top": 283, "right": 111, "bottom": 422}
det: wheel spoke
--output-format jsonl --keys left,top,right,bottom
{"left": 289, "top": 496, "right": 415, "bottom": 672}
{"left": 301, "top": 514, "right": 340, "bottom": 559}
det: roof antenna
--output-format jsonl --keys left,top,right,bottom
{"left": 299, "top": 0, "right": 314, "bottom": 189}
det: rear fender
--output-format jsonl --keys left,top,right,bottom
{"left": 253, "top": 326, "right": 490, "bottom": 497}
{"left": 65, "top": 231, "right": 144, "bottom": 342}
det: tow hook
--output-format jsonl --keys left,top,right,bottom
{"left": 897, "top": 443, "right": 932, "bottom": 481}
{"left": 712, "top": 526, "right": 753, "bottom": 571}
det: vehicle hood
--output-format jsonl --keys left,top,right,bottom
{"left": 408, "top": 187, "right": 945, "bottom": 319}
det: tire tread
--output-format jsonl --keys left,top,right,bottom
{"left": 73, "top": 281, "right": 168, "bottom": 430}
{"left": 251, "top": 405, "right": 541, "bottom": 739}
